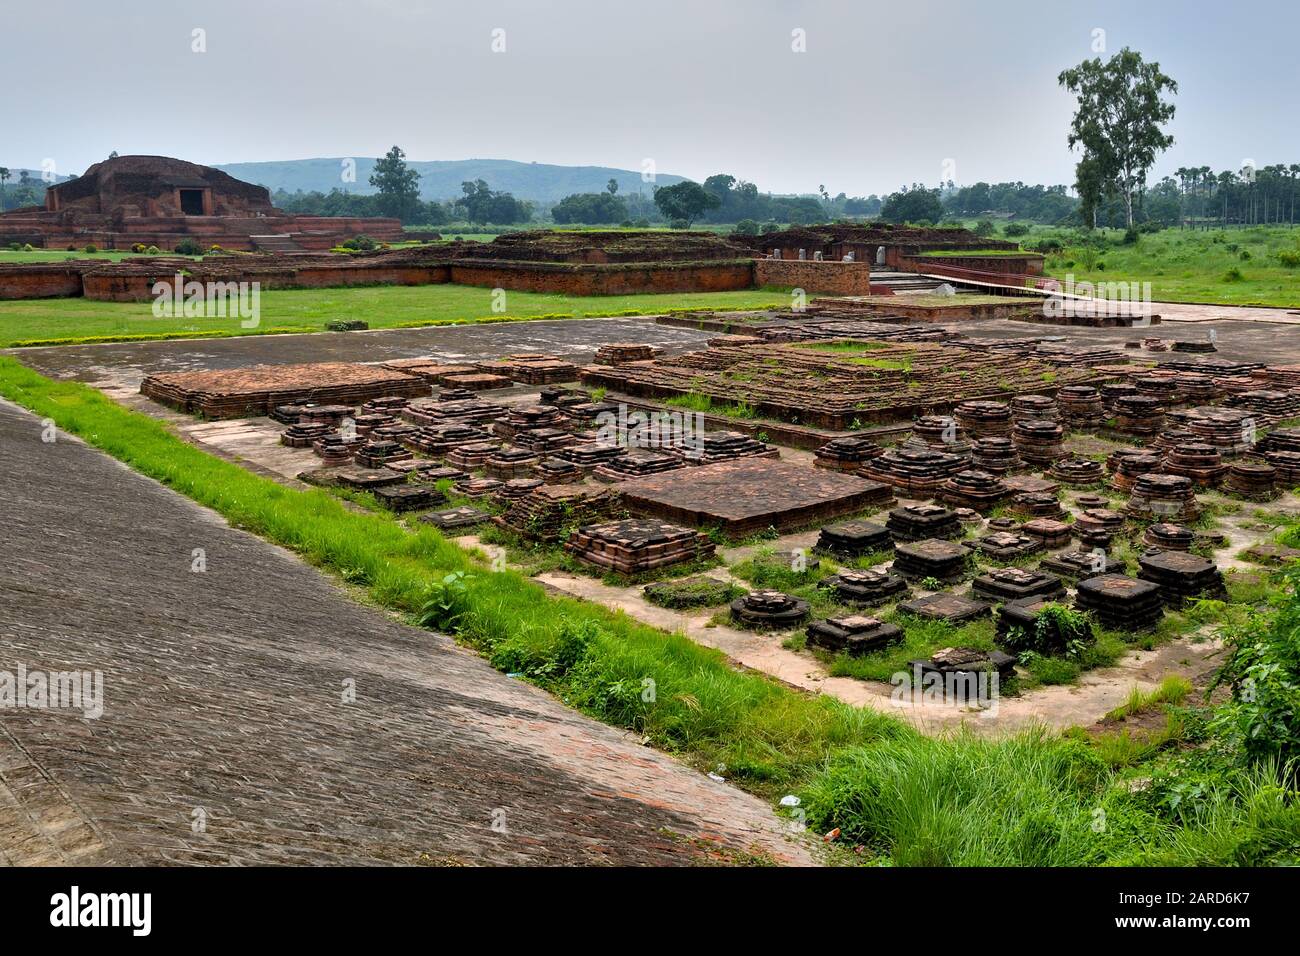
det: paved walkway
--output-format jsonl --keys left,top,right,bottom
{"left": 0, "top": 400, "right": 810, "bottom": 866}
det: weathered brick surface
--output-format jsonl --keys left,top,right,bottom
{"left": 753, "top": 258, "right": 873, "bottom": 295}
{"left": 0, "top": 400, "right": 811, "bottom": 866}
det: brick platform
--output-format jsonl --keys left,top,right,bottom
{"left": 618, "top": 458, "right": 892, "bottom": 536}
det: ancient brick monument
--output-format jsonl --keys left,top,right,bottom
{"left": 0, "top": 154, "right": 403, "bottom": 252}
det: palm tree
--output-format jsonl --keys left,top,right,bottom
{"left": 1217, "top": 170, "right": 1235, "bottom": 225}
{"left": 0, "top": 167, "right": 9, "bottom": 212}
{"left": 1284, "top": 165, "right": 1294, "bottom": 225}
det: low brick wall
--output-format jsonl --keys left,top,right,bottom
{"left": 79, "top": 272, "right": 147, "bottom": 302}
{"left": 900, "top": 253, "right": 1045, "bottom": 281}
{"left": 286, "top": 263, "right": 449, "bottom": 289}
{"left": 2, "top": 255, "right": 761, "bottom": 302}
{"left": 753, "top": 258, "right": 872, "bottom": 295}
{"left": 0, "top": 265, "right": 87, "bottom": 299}
{"left": 448, "top": 259, "right": 754, "bottom": 295}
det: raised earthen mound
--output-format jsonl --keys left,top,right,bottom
{"left": 737, "top": 223, "right": 1018, "bottom": 254}
{"left": 459, "top": 229, "right": 753, "bottom": 263}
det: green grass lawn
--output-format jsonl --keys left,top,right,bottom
{"left": 972, "top": 222, "right": 1300, "bottom": 308}
{"left": 0, "top": 283, "right": 784, "bottom": 347}
{"left": 0, "top": 249, "right": 203, "bottom": 264}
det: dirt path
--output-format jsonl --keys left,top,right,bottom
{"left": 0, "top": 399, "right": 812, "bottom": 866}
{"left": 530, "top": 565, "right": 1224, "bottom": 736}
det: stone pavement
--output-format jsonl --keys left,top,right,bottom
{"left": 0, "top": 400, "right": 811, "bottom": 866}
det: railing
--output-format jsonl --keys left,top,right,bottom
{"left": 903, "top": 259, "right": 1057, "bottom": 294}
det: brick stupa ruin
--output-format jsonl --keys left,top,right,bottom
{"left": 0, "top": 154, "right": 403, "bottom": 252}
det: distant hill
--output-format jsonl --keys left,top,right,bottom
{"left": 0, "top": 167, "right": 73, "bottom": 185}
{"left": 214, "top": 158, "right": 689, "bottom": 203}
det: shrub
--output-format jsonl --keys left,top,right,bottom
{"left": 1002, "top": 603, "right": 1096, "bottom": 658}
{"left": 416, "top": 571, "right": 473, "bottom": 631}
{"left": 340, "top": 234, "right": 376, "bottom": 251}
{"left": 1003, "top": 222, "right": 1029, "bottom": 237}
{"left": 83, "top": 244, "right": 98, "bottom": 253}
{"left": 173, "top": 238, "right": 204, "bottom": 256}
{"left": 973, "top": 219, "right": 996, "bottom": 237}
{"left": 1209, "top": 571, "right": 1300, "bottom": 768}
{"left": 735, "top": 218, "right": 760, "bottom": 235}
{"left": 669, "top": 218, "right": 689, "bottom": 230}
{"left": 1223, "top": 267, "right": 1244, "bottom": 282}
{"left": 1276, "top": 250, "right": 1300, "bottom": 268}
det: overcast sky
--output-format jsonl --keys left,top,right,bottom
{"left": 7, "top": 0, "right": 1298, "bottom": 195}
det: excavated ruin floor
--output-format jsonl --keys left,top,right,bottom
{"left": 41, "top": 388, "right": 1286, "bottom": 738}
{"left": 8, "top": 308, "right": 1300, "bottom": 392}
{"left": 6, "top": 308, "right": 1297, "bottom": 739}
{"left": 5, "top": 316, "right": 716, "bottom": 393}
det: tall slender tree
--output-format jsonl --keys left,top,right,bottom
{"left": 1059, "top": 48, "right": 1178, "bottom": 230}
{"left": 368, "top": 145, "right": 421, "bottom": 222}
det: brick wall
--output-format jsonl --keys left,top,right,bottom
{"left": 898, "top": 253, "right": 1045, "bottom": 280}
{"left": 0, "top": 266, "right": 86, "bottom": 299}
{"left": 3, "top": 257, "right": 758, "bottom": 302}
{"left": 753, "top": 258, "right": 872, "bottom": 295}
{"left": 448, "top": 260, "right": 754, "bottom": 295}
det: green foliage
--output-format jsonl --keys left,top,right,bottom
{"left": 1002, "top": 602, "right": 1096, "bottom": 658}
{"left": 801, "top": 731, "right": 1117, "bottom": 865}
{"left": 1058, "top": 48, "right": 1178, "bottom": 229}
{"left": 417, "top": 571, "right": 473, "bottom": 630}
{"left": 653, "top": 181, "right": 720, "bottom": 226}
{"left": 457, "top": 178, "right": 532, "bottom": 224}
{"left": 1210, "top": 571, "right": 1300, "bottom": 768}
{"left": 173, "top": 238, "right": 203, "bottom": 256}
{"left": 551, "top": 191, "right": 628, "bottom": 224}
{"left": 643, "top": 576, "right": 744, "bottom": 610}
{"left": 339, "top": 234, "right": 377, "bottom": 252}
{"left": 880, "top": 184, "right": 943, "bottom": 224}
{"left": 368, "top": 145, "right": 423, "bottom": 221}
